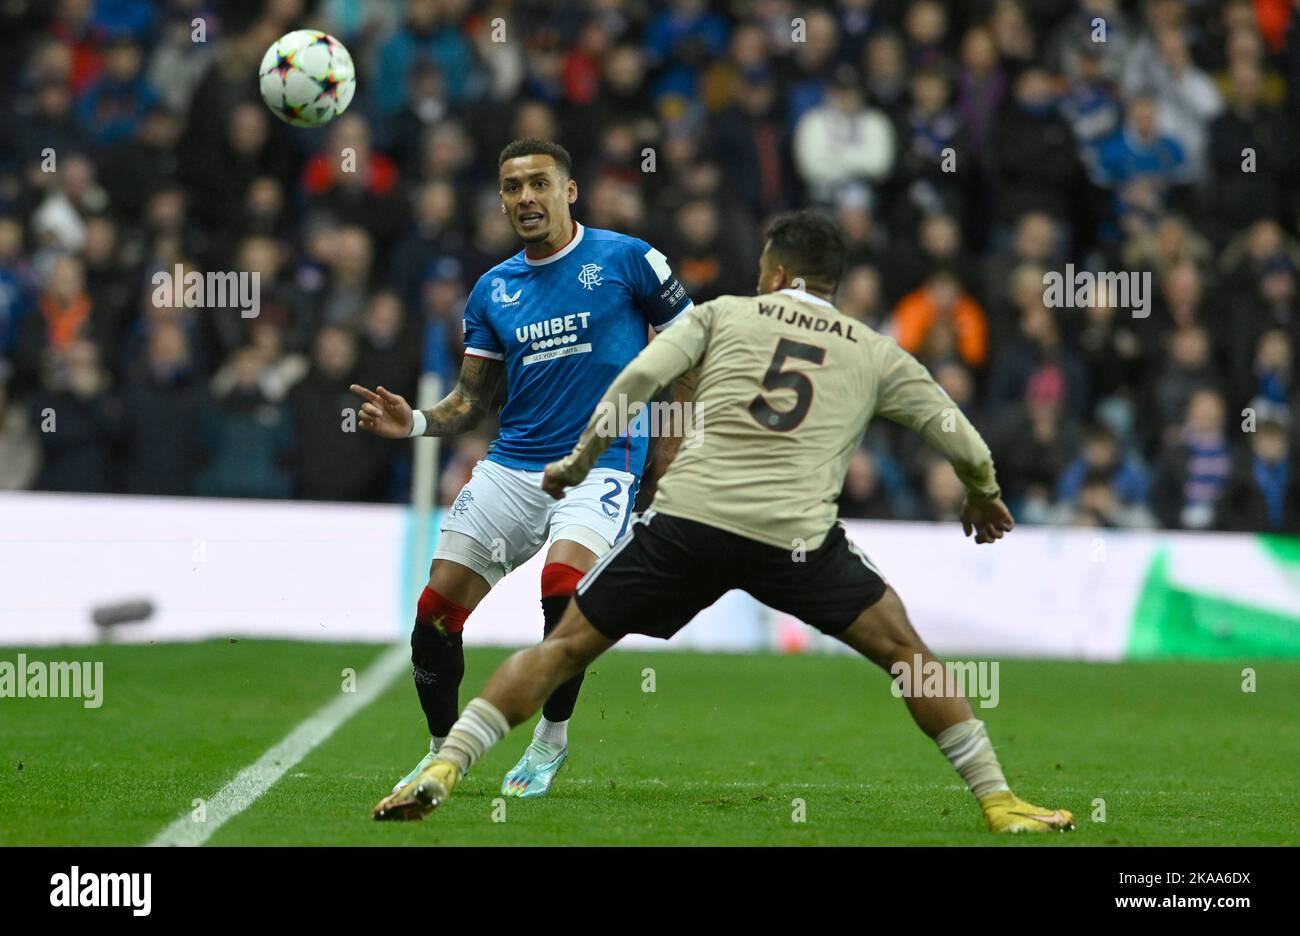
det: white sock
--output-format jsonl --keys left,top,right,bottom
{"left": 429, "top": 735, "right": 446, "bottom": 755}
{"left": 438, "top": 698, "right": 510, "bottom": 773}
{"left": 934, "top": 718, "right": 1010, "bottom": 799}
{"left": 533, "top": 716, "right": 568, "bottom": 748}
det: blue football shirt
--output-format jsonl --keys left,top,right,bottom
{"left": 462, "top": 222, "right": 694, "bottom": 475}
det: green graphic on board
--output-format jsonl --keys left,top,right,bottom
{"left": 1129, "top": 539, "right": 1300, "bottom": 659}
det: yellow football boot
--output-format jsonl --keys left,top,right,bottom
{"left": 373, "top": 759, "right": 461, "bottom": 821}
{"left": 979, "top": 791, "right": 1075, "bottom": 833}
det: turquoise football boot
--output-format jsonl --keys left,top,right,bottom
{"left": 392, "top": 739, "right": 449, "bottom": 794}
{"left": 500, "top": 739, "right": 568, "bottom": 798}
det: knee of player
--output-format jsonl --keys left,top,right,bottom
{"left": 410, "top": 586, "right": 471, "bottom": 667}
{"left": 852, "top": 594, "right": 928, "bottom": 666}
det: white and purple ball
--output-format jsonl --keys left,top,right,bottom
{"left": 258, "top": 29, "right": 356, "bottom": 128}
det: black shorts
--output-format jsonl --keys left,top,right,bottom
{"left": 574, "top": 510, "right": 888, "bottom": 641}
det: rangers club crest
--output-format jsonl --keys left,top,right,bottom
{"left": 450, "top": 489, "right": 474, "bottom": 517}
{"left": 577, "top": 263, "right": 603, "bottom": 290}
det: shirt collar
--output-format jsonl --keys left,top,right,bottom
{"left": 777, "top": 287, "right": 836, "bottom": 309}
{"left": 524, "top": 221, "right": 584, "bottom": 266}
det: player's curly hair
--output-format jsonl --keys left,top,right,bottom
{"left": 498, "top": 138, "right": 573, "bottom": 178}
{"left": 764, "top": 210, "right": 845, "bottom": 293}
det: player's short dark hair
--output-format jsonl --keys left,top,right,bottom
{"left": 498, "top": 138, "right": 572, "bottom": 178}
{"left": 763, "top": 210, "right": 845, "bottom": 293}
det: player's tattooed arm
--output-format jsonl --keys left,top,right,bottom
{"left": 350, "top": 355, "right": 503, "bottom": 440}
{"left": 419, "top": 354, "right": 504, "bottom": 436}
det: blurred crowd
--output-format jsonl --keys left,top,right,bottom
{"left": 1, "top": 0, "right": 1299, "bottom": 534}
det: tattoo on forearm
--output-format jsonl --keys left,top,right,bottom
{"left": 419, "top": 355, "right": 503, "bottom": 436}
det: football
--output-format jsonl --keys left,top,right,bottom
{"left": 258, "top": 29, "right": 356, "bottom": 128}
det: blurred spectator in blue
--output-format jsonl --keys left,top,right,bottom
{"left": 91, "top": 0, "right": 154, "bottom": 39}
{"left": 1091, "top": 94, "right": 1188, "bottom": 239}
{"left": 896, "top": 64, "right": 963, "bottom": 224}
{"left": 0, "top": 218, "right": 32, "bottom": 364}
{"left": 1062, "top": 466, "right": 1157, "bottom": 528}
{"left": 1246, "top": 329, "right": 1294, "bottom": 427}
{"left": 1122, "top": 22, "right": 1222, "bottom": 183}
{"left": 419, "top": 255, "right": 468, "bottom": 391}
{"left": 319, "top": 0, "right": 400, "bottom": 49}
{"left": 1153, "top": 386, "right": 1232, "bottom": 529}
{"left": 1217, "top": 418, "right": 1300, "bottom": 533}
{"left": 643, "top": 0, "right": 729, "bottom": 103}
{"left": 1057, "top": 422, "right": 1151, "bottom": 510}
{"left": 1060, "top": 38, "right": 1122, "bottom": 168}
{"left": 372, "top": 0, "right": 482, "bottom": 116}
{"left": 74, "top": 33, "right": 158, "bottom": 146}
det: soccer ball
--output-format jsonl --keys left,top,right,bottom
{"left": 258, "top": 29, "right": 356, "bottom": 128}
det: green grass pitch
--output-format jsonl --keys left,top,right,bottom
{"left": 2, "top": 640, "right": 1297, "bottom": 845}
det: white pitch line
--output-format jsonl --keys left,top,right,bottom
{"left": 148, "top": 642, "right": 410, "bottom": 847}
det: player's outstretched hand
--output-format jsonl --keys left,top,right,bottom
{"left": 350, "top": 384, "right": 414, "bottom": 439}
{"left": 960, "top": 495, "right": 1015, "bottom": 545}
{"left": 542, "top": 462, "right": 580, "bottom": 500}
